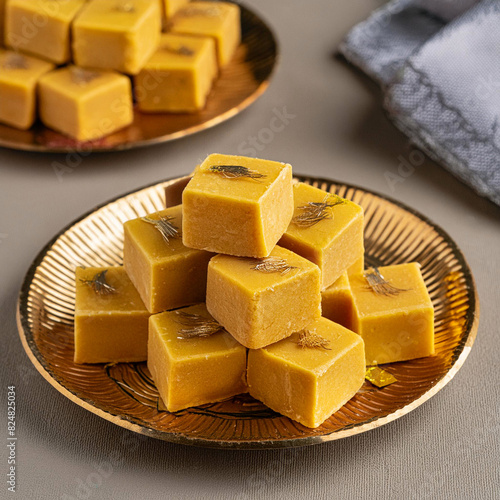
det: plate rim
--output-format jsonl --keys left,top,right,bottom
{"left": 0, "top": 1, "right": 279, "bottom": 154}
{"left": 16, "top": 175, "right": 480, "bottom": 449}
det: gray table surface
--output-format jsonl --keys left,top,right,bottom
{"left": 1, "top": 1, "right": 499, "bottom": 499}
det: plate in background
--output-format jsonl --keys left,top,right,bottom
{"left": 17, "top": 176, "right": 479, "bottom": 448}
{"left": 0, "top": 3, "right": 278, "bottom": 154}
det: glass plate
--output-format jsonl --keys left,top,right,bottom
{"left": 0, "top": 3, "right": 278, "bottom": 153}
{"left": 17, "top": 176, "right": 479, "bottom": 449}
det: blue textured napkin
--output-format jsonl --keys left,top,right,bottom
{"left": 339, "top": 0, "right": 500, "bottom": 206}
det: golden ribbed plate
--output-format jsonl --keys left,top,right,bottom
{"left": 0, "top": 3, "right": 277, "bottom": 153}
{"left": 17, "top": 176, "right": 479, "bottom": 449}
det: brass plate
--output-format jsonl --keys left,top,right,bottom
{"left": 17, "top": 176, "right": 479, "bottom": 449}
{"left": 0, "top": 3, "right": 277, "bottom": 153}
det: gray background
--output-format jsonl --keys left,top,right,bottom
{"left": 1, "top": 1, "right": 499, "bottom": 499}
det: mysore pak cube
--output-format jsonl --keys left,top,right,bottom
{"left": 165, "top": 175, "right": 192, "bottom": 208}
{"left": 248, "top": 317, "right": 365, "bottom": 428}
{"left": 38, "top": 66, "right": 133, "bottom": 141}
{"left": 170, "top": 1, "right": 240, "bottom": 66}
{"left": 74, "top": 266, "right": 150, "bottom": 364}
{"left": 279, "top": 182, "right": 364, "bottom": 289}
{"left": 135, "top": 33, "right": 217, "bottom": 113}
{"left": 182, "top": 154, "right": 294, "bottom": 258}
{"left": 348, "top": 256, "right": 364, "bottom": 276}
{"left": 123, "top": 205, "right": 213, "bottom": 314}
{"left": 6, "top": 0, "right": 86, "bottom": 64}
{"left": 0, "top": 50, "right": 53, "bottom": 129}
{"left": 148, "top": 303, "right": 247, "bottom": 412}
{"left": 206, "top": 246, "right": 322, "bottom": 349}
{"left": 163, "top": 0, "right": 189, "bottom": 19}
{"left": 72, "top": 0, "right": 161, "bottom": 75}
{"left": 350, "top": 263, "right": 435, "bottom": 365}
{"left": 321, "top": 272, "right": 354, "bottom": 330}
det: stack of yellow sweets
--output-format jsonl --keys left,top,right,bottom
{"left": 74, "top": 153, "right": 435, "bottom": 428}
{"left": 0, "top": 0, "right": 241, "bottom": 140}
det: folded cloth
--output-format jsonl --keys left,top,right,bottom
{"left": 339, "top": 0, "right": 500, "bottom": 206}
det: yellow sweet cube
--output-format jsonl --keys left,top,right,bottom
{"left": 248, "top": 317, "right": 365, "bottom": 428}
{"left": 135, "top": 33, "right": 217, "bottom": 113}
{"left": 74, "top": 266, "right": 150, "bottom": 364}
{"left": 182, "top": 154, "right": 294, "bottom": 258}
{"left": 206, "top": 246, "right": 322, "bottom": 349}
{"left": 350, "top": 263, "right": 435, "bottom": 365}
{"left": 170, "top": 1, "right": 240, "bottom": 66}
{"left": 148, "top": 303, "right": 247, "bottom": 412}
{"left": 38, "top": 66, "right": 133, "bottom": 141}
{"left": 163, "top": 0, "right": 189, "bottom": 19}
{"left": 279, "top": 182, "right": 364, "bottom": 289}
{"left": 348, "top": 256, "right": 364, "bottom": 276}
{"left": 165, "top": 175, "right": 192, "bottom": 207}
{"left": 6, "top": 0, "right": 86, "bottom": 64}
{"left": 72, "top": 0, "right": 161, "bottom": 75}
{"left": 321, "top": 272, "right": 354, "bottom": 330}
{"left": 0, "top": 50, "right": 53, "bottom": 129}
{"left": 123, "top": 205, "right": 213, "bottom": 314}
